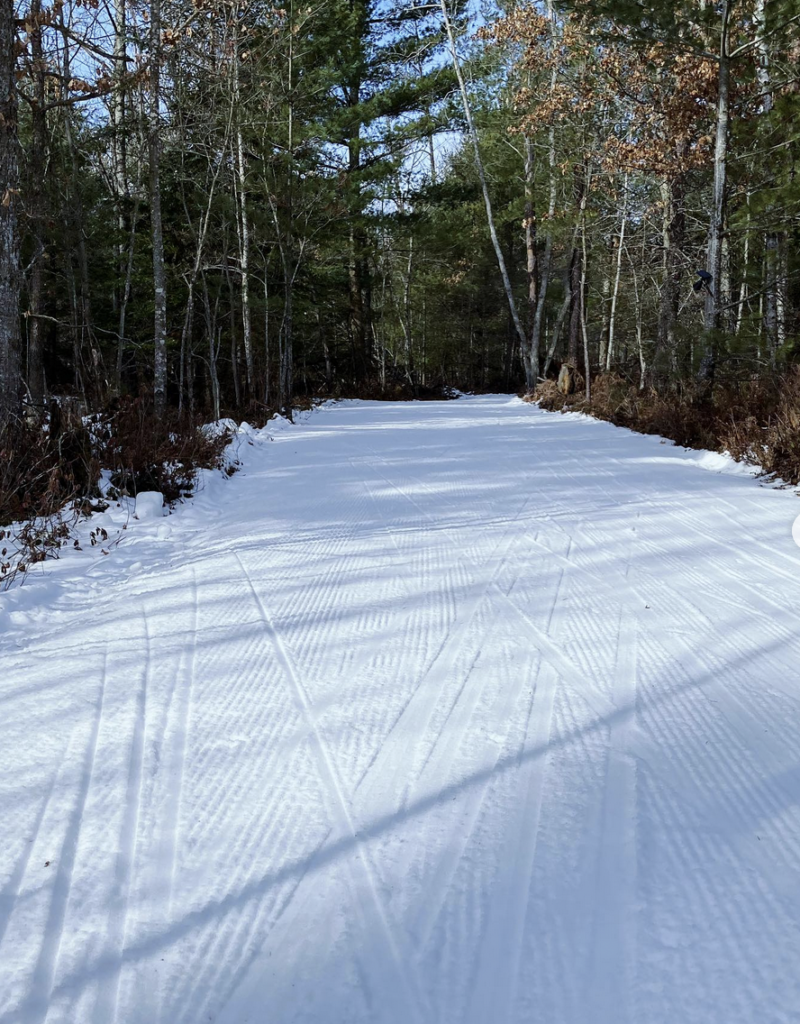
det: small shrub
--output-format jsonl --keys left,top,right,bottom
{"left": 533, "top": 379, "right": 567, "bottom": 412}
{"left": 95, "top": 398, "right": 232, "bottom": 503}
{"left": 0, "top": 403, "right": 97, "bottom": 528}
{"left": 0, "top": 409, "right": 92, "bottom": 588}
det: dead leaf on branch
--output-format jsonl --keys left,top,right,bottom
{"left": 67, "top": 77, "right": 93, "bottom": 93}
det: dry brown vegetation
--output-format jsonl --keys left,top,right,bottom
{"left": 0, "top": 398, "right": 233, "bottom": 586}
{"left": 532, "top": 370, "right": 800, "bottom": 486}
{"left": 95, "top": 398, "right": 235, "bottom": 504}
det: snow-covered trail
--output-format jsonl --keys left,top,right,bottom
{"left": 2, "top": 395, "right": 800, "bottom": 1024}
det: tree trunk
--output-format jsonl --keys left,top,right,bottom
{"left": 176, "top": 107, "right": 229, "bottom": 411}
{"left": 113, "top": 0, "right": 127, "bottom": 203}
{"left": 605, "top": 174, "right": 628, "bottom": 371}
{"left": 580, "top": 204, "right": 591, "bottom": 399}
{"left": 345, "top": 67, "right": 373, "bottom": 381}
{"left": 116, "top": 197, "right": 140, "bottom": 389}
{"left": 700, "top": 0, "right": 730, "bottom": 381}
{"left": 421, "top": 294, "right": 427, "bottom": 386}
{"left": 281, "top": 268, "right": 293, "bottom": 414}
{"left": 233, "top": 13, "right": 254, "bottom": 392}
{"left": 523, "top": 134, "right": 538, "bottom": 388}
{"left": 400, "top": 236, "right": 414, "bottom": 382}
{"left": 776, "top": 233, "right": 787, "bottom": 351}
{"left": 201, "top": 273, "right": 220, "bottom": 420}
{"left": 735, "top": 197, "right": 749, "bottom": 335}
{"left": 439, "top": 0, "right": 527, "bottom": 361}
{"left": 568, "top": 245, "right": 581, "bottom": 366}
{"left": 150, "top": 0, "right": 168, "bottom": 416}
{"left": 235, "top": 130, "right": 254, "bottom": 392}
{"left": 526, "top": 6, "right": 559, "bottom": 390}
{"left": 655, "top": 174, "right": 684, "bottom": 378}
{"left": 26, "top": 0, "right": 47, "bottom": 411}
{"left": 179, "top": 279, "right": 194, "bottom": 417}
{"left": 348, "top": 223, "right": 371, "bottom": 378}
{"left": 543, "top": 280, "right": 571, "bottom": 380}
{"left": 721, "top": 231, "right": 732, "bottom": 331}
{"left": 0, "top": 0, "right": 20, "bottom": 426}
{"left": 227, "top": 265, "right": 242, "bottom": 409}
{"left": 628, "top": 241, "right": 646, "bottom": 388}
{"left": 312, "top": 286, "right": 332, "bottom": 387}
{"left": 266, "top": 190, "right": 293, "bottom": 415}
{"left": 113, "top": 0, "right": 128, "bottom": 391}
{"left": 599, "top": 259, "right": 611, "bottom": 370}
{"left": 61, "top": 20, "right": 100, "bottom": 402}
{"left": 567, "top": 162, "right": 587, "bottom": 368}
{"left": 65, "top": 258, "right": 84, "bottom": 396}
{"left": 755, "top": 0, "right": 780, "bottom": 361}
{"left": 264, "top": 263, "right": 270, "bottom": 406}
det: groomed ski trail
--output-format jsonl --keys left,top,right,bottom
{"left": 2, "top": 394, "right": 800, "bottom": 1024}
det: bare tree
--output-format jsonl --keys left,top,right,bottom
{"left": 232, "top": 4, "right": 255, "bottom": 392}
{"left": 700, "top": 0, "right": 731, "bottom": 381}
{"left": 150, "top": 0, "right": 168, "bottom": 416}
{"left": 439, "top": 0, "right": 527, "bottom": 380}
{"left": 0, "top": 0, "right": 20, "bottom": 426}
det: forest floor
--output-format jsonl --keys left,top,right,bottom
{"left": 2, "top": 395, "right": 800, "bottom": 1024}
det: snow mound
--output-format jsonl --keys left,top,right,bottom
{"left": 202, "top": 417, "right": 238, "bottom": 438}
{"left": 135, "top": 491, "right": 165, "bottom": 519}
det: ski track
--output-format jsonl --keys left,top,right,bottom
{"left": 233, "top": 549, "right": 429, "bottom": 1022}
{"left": 93, "top": 614, "right": 150, "bottom": 1024}
{"left": 1, "top": 395, "right": 800, "bottom": 1024}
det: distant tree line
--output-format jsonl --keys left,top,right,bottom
{"left": 0, "top": 0, "right": 799, "bottom": 428}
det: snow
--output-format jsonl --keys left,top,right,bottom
{"left": 2, "top": 394, "right": 800, "bottom": 1024}
{"left": 133, "top": 492, "right": 165, "bottom": 520}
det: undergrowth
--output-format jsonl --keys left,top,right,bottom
{"left": 532, "top": 368, "right": 800, "bottom": 486}
{"left": 1, "top": 396, "right": 233, "bottom": 587}
{"left": 95, "top": 397, "right": 234, "bottom": 503}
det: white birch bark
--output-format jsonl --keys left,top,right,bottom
{"left": 438, "top": 0, "right": 526, "bottom": 359}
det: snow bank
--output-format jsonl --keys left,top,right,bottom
{"left": 0, "top": 409, "right": 304, "bottom": 618}
{"left": 4, "top": 394, "right": 800, "bottom": 1024}
{"left": 534, "top": 400, "right": 790, "bottom": 486}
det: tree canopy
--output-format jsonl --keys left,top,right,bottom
{"left": 0, "top": 0, "right": 798, "bottom": 422}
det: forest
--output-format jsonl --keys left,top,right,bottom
{"left": 1, "top": 0, "right": 800, "bottom": 530}
{"left": 4, "top": 1, "right": 800, "bottom": 1013}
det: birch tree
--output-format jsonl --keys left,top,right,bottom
{"left": 439, "top": 0, "right": 528, "bottom": 383}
